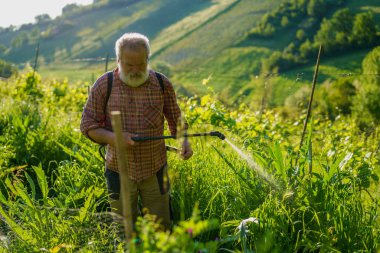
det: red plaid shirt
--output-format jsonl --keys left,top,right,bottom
{"left": 80, "top": 68, "right": 181, "bottom": 182}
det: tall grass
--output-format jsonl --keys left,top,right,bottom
{"left": 0, "top": 72, "right": 378, "bottom": 251}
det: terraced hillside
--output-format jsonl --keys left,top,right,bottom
{"left": 0, "top": 0, "right": 379, "bottom": 108}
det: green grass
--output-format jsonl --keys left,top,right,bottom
{"left": 173, "top": 46, "right": 270, "bottom": 95}
{"left": 38, "top": 61, "right": 108, "bottom": 83}
{"left": 281, "top": 48, "right": 371, "bottom": 82}
{"left": 0, "top": 72, "right": 379, "bottom": 252}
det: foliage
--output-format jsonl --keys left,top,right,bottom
{"left": 258, "top": 2, "right": 379, "bottom": 74}
{"left": 1, "top": 0, "right": 377, "bottom": 109}
{"left": 351, "top": 46, "right": 380, "bottom": 130}
{"left": 249, "top": 0, "right": 345, "bottom": 38}
{"left": 0, "top": 59, "right": 17, "bottom": 78}
{"left": 0, "top": 68, "right": 379, "bottom": 251}
{"left": 318, "top": 77, "right": 356, "bottom": 120}
{"left": 129, "top": 207, "right": 219, "bottom": 252}
{"left": 151, "top": 61, "right": 173, "bottom": 78}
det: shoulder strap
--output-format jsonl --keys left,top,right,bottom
{"left": 155, "top": 71, "right": 165, "bottom": 93}
{"left": 99, "top": 71, "right": 113, "bottom": 161}
{"left": 104, "top": 71, "right": 113, "bottom": 115}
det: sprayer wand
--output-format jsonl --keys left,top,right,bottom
{"left": 131, "top": 131, "right": 225, "bottom": 142}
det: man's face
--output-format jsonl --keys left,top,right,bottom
{"left": 118, "top": 46, "right": 149, "bottom": 87}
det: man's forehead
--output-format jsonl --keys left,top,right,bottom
{"left": 121, "top": 47, "right": 147, "bottom": 57}
{"left": 122, "top": 44, "right": 147, "bottom": 53}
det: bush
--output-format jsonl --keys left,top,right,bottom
{"left": 0, "top": 59, "right": 18, "bottom": 78}
{"left": 352, "top": 46, "right": 380, "bottom": 129}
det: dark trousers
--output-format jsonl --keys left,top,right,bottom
{"left": 104, "top": 164, "right": 173, "bottom": 229}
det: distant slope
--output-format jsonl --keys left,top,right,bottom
{"left": 169, "top": 0, "right": 380, "bottom": 106}
{"left": 0, "top": 0, "right": 220, "bottom": 62}
{"left": 151, "top": 0, "right": 238, "bottom": 60}
{"left": 0, "top": 0, "right": 286, "bottom": 66}
{"left": 1, "top": 0, "right": 379, "bottom": 109}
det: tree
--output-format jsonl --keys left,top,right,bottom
{"left": 0, "top": 59, "right": 17, "bottom": 78}
{"left": 307, "top": 0, "right": 324, "bottom": 18}
{"left": 352, "top": 46, "right": 380, "bottom": 129}
{"left": 11, "top": 31, "right": 28, "bottom": 49}
{"left": 281, "top": 16, "right": 289, "bottom": 27}
{"left": 314, "top": 9, "right": 354, "bottom": 53}
{"left": 62, "top": 3, "right": 79, "bottom": 14}
{"left": 296, "top": 29, "right": 306, "bottom": 41}
{"left": 35, "top": 14, "right": 51, "bottom": 24}
{"left": 261, "top": 51, "right": 282, "bottom": 74}
{"left": 0, "top": 44, "right": 6, "bottom": 56}
{"left": 314, "top": 18, "right": 336, "bottom": 52}
{"left": 28, "top": 27, "right": 40, "bottom": 45}
{"left": 326, "top": 78, "right": 356, "bottom": 117}
{"left": 351, "top": 12, "right": 377, "bottom": 48}
{"left": 330, "top": 8, "right": 353, "bottom": 34}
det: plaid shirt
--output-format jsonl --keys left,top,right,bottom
{"left": 80, "top": 68, "right": 181, "bottom": 182}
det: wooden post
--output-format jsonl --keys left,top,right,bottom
{"left": 32, "top": 42, "right": 40, "bottom": 78}
{"left": 295, "top": 45, "right": 322, "bottom": 174}
{"left": 110, "top": 111, "right": 133, "bottom": 241}
{"left": 105, "top": 52, "right": 109, "bottom": 72}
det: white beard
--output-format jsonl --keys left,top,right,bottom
{"left": 118, "top": 64, "right": 149, "bottom": 87}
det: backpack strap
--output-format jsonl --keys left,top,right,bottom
{"left": 155, "top": 71, "right": 165, "bottom": 92}
{"left": 99, "top": 71, "right": 113, "bottom": 161}
{"left": 104, "top": 71, "right": 114, "bottom": 116}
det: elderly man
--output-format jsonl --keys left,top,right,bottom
{"left": 80, "top": 33, "right": 192, "bottom": 230}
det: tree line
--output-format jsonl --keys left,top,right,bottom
{"left": 249, "top": 0, "right": 379, "bottom": 73}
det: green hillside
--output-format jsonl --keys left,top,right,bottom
{"left": 170, "top": 0, "right": 380, "bottom": 106}
{"left": 0, "top": 0, "right": 379, "bottom": 109}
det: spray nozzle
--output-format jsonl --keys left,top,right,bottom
{"left": 209, "top": 131, "right": 225, "bottom": 140}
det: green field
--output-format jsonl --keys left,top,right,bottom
{"left": 1, "top": 0, "right": 379, "bottom": 251}
{"left": 0, "top": 70, "right": 379, "bottom": 251}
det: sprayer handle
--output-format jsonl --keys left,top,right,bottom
{"left": 131, "top": 135, "right": 175, "bottom": 142}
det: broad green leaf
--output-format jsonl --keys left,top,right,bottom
{"left": 0, "top": 190, "right": 8, "bottom": 205}
{"left": 33, "top": 164, "right": 48, "bottom": 200}
{"left": 25, "top": 172, "right": 36, "bottom": 200}
{"left": 77, "top": 188, "right": 95, "bottom": 222}
{"left": 4, "top": 178, "right": 17, "bottom": 197}
{"left": 0, "top": 204, "right": 37, "bottom": 245}
{"left": 13, "top": 182, "right": 34, "bottom": 208}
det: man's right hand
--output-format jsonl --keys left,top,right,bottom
{"left": 123, "top": 132, "right": 137, "bottom": 146}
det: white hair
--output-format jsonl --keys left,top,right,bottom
{"left": 115, "top": 33, "right": 151, "bottom": 60}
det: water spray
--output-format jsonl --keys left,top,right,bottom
{"left": 132, "top": 131, "right": 290, "bottom": 196}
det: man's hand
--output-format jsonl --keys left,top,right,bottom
{"left": 181, "top": 139, "right": 193, "bottom": 160}
{"left": 123, "top": 132, "right": 138, "bottom": 146}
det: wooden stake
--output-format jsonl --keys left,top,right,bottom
{"left": 32, "top": 42, "right": 40, "bottom": 78}
{"left": 105, "top": 52, "right": 109, "bottom": 72}
{"left": 110, "top": 111, "right": 133, "bottom": 241}
{"left": 295, "top": 45, "right": 322, "bottom": 174}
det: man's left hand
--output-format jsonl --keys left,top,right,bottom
{"left": 181, "top": 139, "right": 193, "bottom": 160}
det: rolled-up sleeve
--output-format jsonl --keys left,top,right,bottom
{"left": 80, "top": 75, "right": 108, "bottom": 141}
{"left": 162, "top": 77, "right": 182, "bottom": 136}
